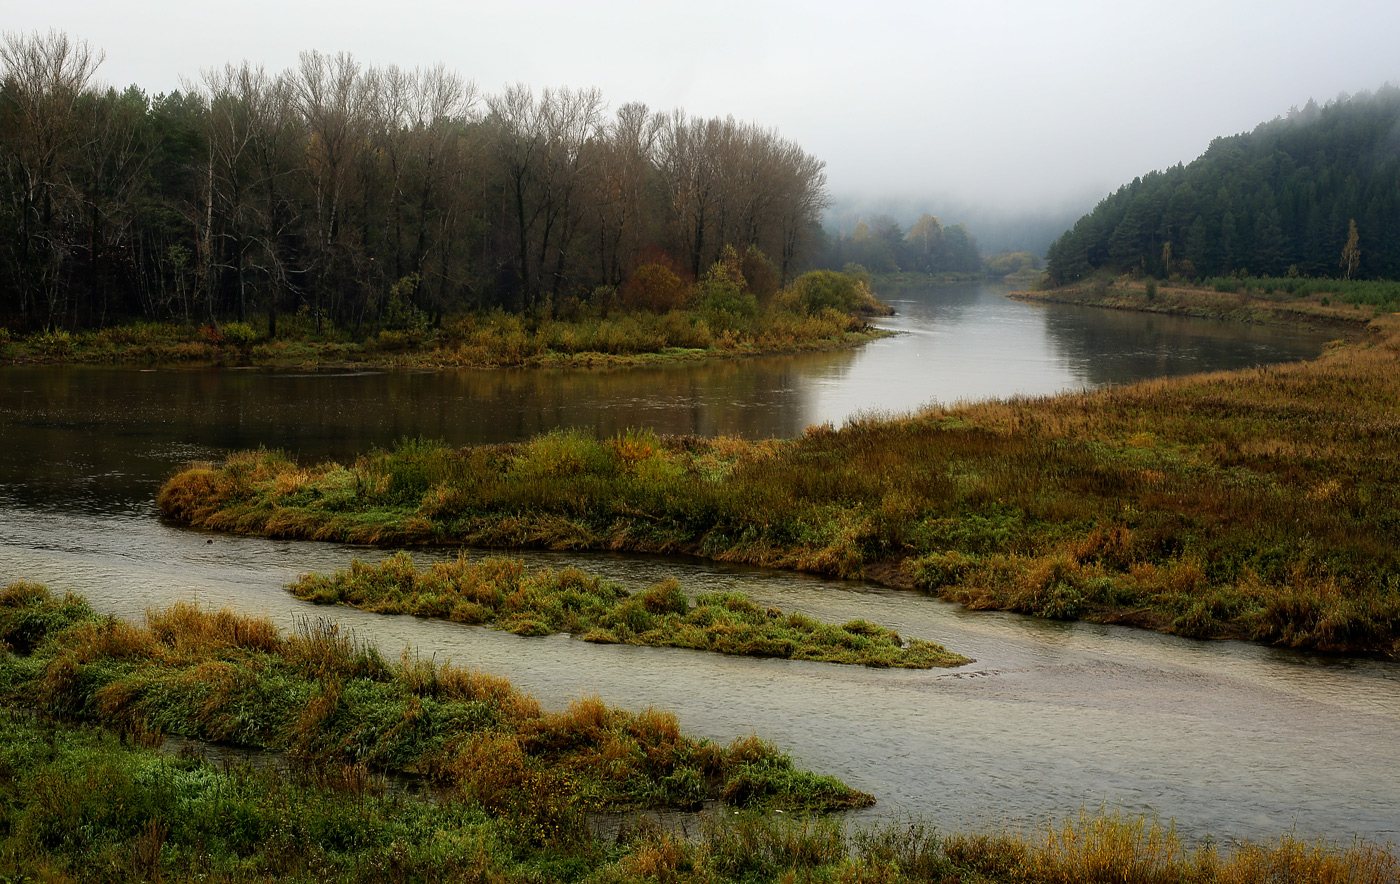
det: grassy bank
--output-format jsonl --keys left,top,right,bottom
{"left": 160, "top": 312, "right": 1400, "bottom": 658}
{"left": 289, "top": 553, "right": 968, "bottom": 668}
{"left": 0, "top": 308, "right": 888, "bottom": 370}
{"left": 1013, "top": 276, "right": 1386, "bottom": 333}
{"left": 0, "top": 582, "right": 873, "bottom": 830}
{"left": 0, "top": 711, "right": 1393, "bottom": 883}
{"left": 1, "top": 266, "right": 894, "bottom": 370}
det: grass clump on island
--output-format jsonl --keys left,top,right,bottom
{"left": 159, "top": 315, "right": 1400, "bottom": 658}
{"left": 289, "top": 553, "right": 968, "bottom": 668}
{"left": 0, "top": 581, "right": 874, "bottom": 841}
{"left": 0, "top": 714, "right": 1394, "bottom": 884}
{"left": 0, "top": 260, "right": 891, "bottom": 370}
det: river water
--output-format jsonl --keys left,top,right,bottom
{"left": 1, "top": 284, "right": 1395, "bottom": 847}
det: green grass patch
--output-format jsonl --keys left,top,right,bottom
{"left": 0, "top": 711, "right": 1392, "bottom": 883}
{"left": 288, "top": 553, "right": 969, "bottom": 668}
{"left": 3, "top": 277, "right": 891, "bottom": 370}
{"left": 0, "top": 582, "right": 874, "bottom": 829}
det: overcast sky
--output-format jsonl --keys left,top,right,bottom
{"left": 9, "top": 1, "right": 1400, "bottom": 217}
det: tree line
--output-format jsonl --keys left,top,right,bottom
{"left": 818, "top": 213, "right": 982, "bottom": 275}
{"left": 1045, "top": 84, "right": 1400, "bottom": 285}
{"left": 0, "top": 31, "right": 830, "bottom": 332}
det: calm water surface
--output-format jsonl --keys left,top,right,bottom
{"left": 2, "top": 284, "right": 1394, "bottom": 846}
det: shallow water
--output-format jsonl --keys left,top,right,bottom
{"left": 3, "top": 285, "right": 1394, "bottom": 846}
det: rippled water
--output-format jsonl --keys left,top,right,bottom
{"left": 2, "top": 285, "right": 1394, "bottom": 846}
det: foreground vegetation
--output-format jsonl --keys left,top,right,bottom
{"left": 161, "top": 312, "right": 1400, "bottom": 657}
{"left": 0, "top": 712, "right": 1394, "bottom": 883}
{"left": 288, "top": 553, "right": 968, "bottom": 668}
{"left": 0, "top": 582, "right": 873, "bottom": 829}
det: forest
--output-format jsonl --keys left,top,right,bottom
{"left": 0, "top": 33, "right": 830, "bottom": 332}
{"left": 818, "top": 212, "right": 984, "bottom": 275}
{"left": 1045, "top": 84, "right": 1400, "bottom": 285}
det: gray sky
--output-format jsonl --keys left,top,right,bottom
{"left": 10, "top": 0, "right": 1400, "bottom": 215}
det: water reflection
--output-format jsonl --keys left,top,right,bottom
{"left": 0, "top": 285, "right": 1329, "bottom": 515}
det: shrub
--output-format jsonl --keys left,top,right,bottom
{"left": 783, "top": 270, "right": 864, "bottom": 314}
{"left": 694, "top": 248, "right": 757, "bottom": 331}
{"left": 622, "top": 264, "right": 689, "bottom": 313}
{"left": 221, "top": 321, "right": 258, "bottom": 347}
{"left": 740, "top": 246, "right": 782, "bottom": 302}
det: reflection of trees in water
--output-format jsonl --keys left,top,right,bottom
{"left": 0, "top": 357, "right": 859, "bottom": 508}
{"left": 1037, "top": 305, "right": 1327, "bottom": 389}
{"left": 0, "top": 305, "right": 1327, "bottom": 511}
{"left": 873, "top": 282, "right": 990, "bottom": 329}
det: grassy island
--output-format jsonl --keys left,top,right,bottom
{"left": 160, "top": 310, "right": 1400, "bottom": 658}
{"left": 0, "top": 582, "right": 872, "bottom": 824}
{"left": 287, "top": 553, "right": 968, "bottom": 668}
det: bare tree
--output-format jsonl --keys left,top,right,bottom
{"left": 292, "top": 50, "right": 372, "bottom": 328}
{"left": 0, "top": 29, "right": 104, "bottom": 326}
{"left": 591, "top": 101, "right": 663, "bottom": 286}
{"left": 488, "top": 84, "right": 603, "bottom": 311}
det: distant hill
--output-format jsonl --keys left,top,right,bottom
{"left": 1046, "top": 85, "right": 1400, "bottom": 284}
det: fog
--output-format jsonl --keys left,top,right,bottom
{"left": 9, "top": 0, "right": 1400, "bottom": 235}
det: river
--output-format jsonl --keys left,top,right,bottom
{"left": 1, "top": 283, "right": 1394, "bottom": 847}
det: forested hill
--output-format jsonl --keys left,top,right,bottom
{"left": 1045, "top": 85, "right": 1400, "bottom": 285}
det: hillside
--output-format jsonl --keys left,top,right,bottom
{"left": 1046, "top": 86, "right": 1400, "bottom": 284}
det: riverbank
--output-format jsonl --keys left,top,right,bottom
{"left": 1012, "top": 277, "right": 1380, "bottom": 336}
{"left": 0, "top": 708, "right": 1393, "bottom": 883}
{"left": 160, "top": 308, "right": 1400, "bottom": 658}
{"left": 0, "top": 308, "right": 891, "bottom": 371}
{"left": 0, "top": 582, "right": 871, "bottom": 822}
{"left": 288, "top": 553, "right": 968, "bottom": 668}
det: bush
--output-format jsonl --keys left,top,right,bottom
{"left": 221, "top": 321, "right": 258, "bottom": 347}
{"left": 694, "top": 249, "right": 758, "bottom": 331}
{"left": 622, "top": 263, "right": 689, "bottom": 313}
{"left": 740, "top": 246, "right": 782, "bottom": 302}
{"left": 779, "top": 269, "right": 885, "bottom": 316}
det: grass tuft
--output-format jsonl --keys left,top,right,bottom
{"left": 288, "top": 553, "right": 969, "bottom": 668}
